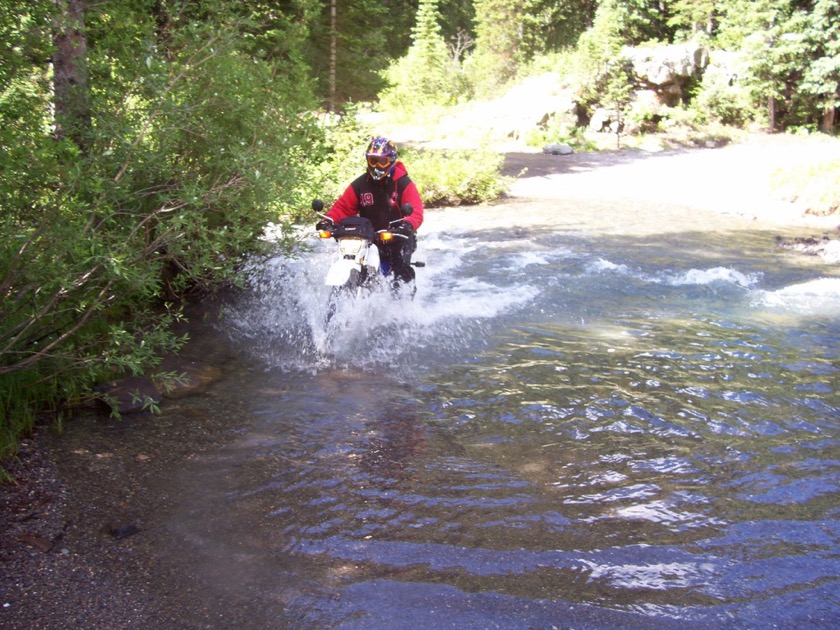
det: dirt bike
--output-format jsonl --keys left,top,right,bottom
{"left": 312, "top": 199, "right": 424, "bottom": 322}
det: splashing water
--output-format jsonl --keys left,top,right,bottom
{"left": 753, "top": 277, "right": 840, "bottom": 315}
{"left": 223, "top": 229, "right": 541, "bottom": 372}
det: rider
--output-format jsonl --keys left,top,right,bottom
{"left": 316, "top": 136, "right": 424, "bottom": 286}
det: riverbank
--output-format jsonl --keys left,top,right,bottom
{"left": 501, "top": 132, "right": 840, "bottom": 232}
{"left": 2, "top": 133, "right": 839, "bottom": 628}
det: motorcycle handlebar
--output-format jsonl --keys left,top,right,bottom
{"left": 312, "top": 197, "right": 414, "bottom": 240}
{"left": 389, "top": 216, "right": 410, "bottom": 226}
{"left": 311, "top": 197, "right": 412, "bottom": 223}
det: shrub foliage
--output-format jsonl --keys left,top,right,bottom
{"left": 0, "top": 2, "right": 321, "bottom": 456}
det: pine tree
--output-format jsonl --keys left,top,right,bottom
{"left": 801, "top": 0, "right": 839, "bottom": 131}
{"left": 669, "top": 0, "right": 719, "bottom": 37}
{"left": 381, "top": 0, "right": 454, "bottom": 111}
{"left": 410, "top": 0, "right": 450, "bottom": 97}
{"left": 718, "top": 0, "right": 839, "bottom": 131}
{"left": 470, "top": 0, "right": 530, "bottom": 93}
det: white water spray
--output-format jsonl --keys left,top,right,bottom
{"left": 222, "top": 232, "right": 538, "bottom": 373}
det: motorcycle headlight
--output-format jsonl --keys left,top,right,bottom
{"left": 338, "top": 238, "right": 365, "bottom": 257}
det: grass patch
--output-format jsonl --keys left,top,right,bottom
{"left": 0, "top": 370, "right": 62, "bottom": 465}
{"left": 771, "top": 158, "right": 840, "bottom": 216}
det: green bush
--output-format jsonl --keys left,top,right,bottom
{"left": 692, "top": 56, "right": 758, "bottom": 127}
{"left": 1, "top": 8, "right": 322, "bottom": 461}
{"left": 306, "top": 107, "right": 376, "bottom": 208}
{"left": 403, "top": 147, "right": 510, "bottom": 207}
{"left": 379, "top": 0, "right": 469, "bottom": 115}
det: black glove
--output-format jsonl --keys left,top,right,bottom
{"left": 315, "top": 218, "right": 333, "bottom": 232}
{"left": 393, "top": 222, "right": 414, "bottom": 237}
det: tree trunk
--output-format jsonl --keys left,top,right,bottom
{"left": 820, "top": 106, "right": 836, "bottom": 133}
{"left": 152, "top": 0, "right": 173, "bottom": 60}
{"left": 329, "top": 0, "right": 337, "bottom": 112}
{"left": 53, "top": 0, "right": 91, "bottom": 150}
{"left": 768, "top": 95, "right": 777, "bottom": 131}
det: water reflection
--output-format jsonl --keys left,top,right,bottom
{"left": 357, "top": 406, "right": 430, "bottom": 488}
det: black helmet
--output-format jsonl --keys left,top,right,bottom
{"left": 365, "top": 136, "right": 398, "bottom": 181}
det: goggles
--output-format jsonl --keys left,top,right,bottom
{"left": 366, "top": 154, "right": 392, "bottom": 169}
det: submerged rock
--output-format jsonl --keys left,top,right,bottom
{"left": 95, "top": 376, "right": 161, "bottom": 414}
{"left": 94, "top": 358, "right": 222, "bottom": 414}
{"left": 153, "top": 357, "right": 223, "bottom": 399}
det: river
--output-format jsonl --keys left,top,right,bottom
{"left": 11, "top": 145, "right": 840, "bottom": 629}
{"left": 160, "top": 151, "right": 839, "bottom": 628}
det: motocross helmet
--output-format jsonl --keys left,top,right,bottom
{"left": 365, "top": 136, "right": 398, "bottom": 181}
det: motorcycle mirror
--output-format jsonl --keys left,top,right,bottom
{"left": 312, "top": 199, "right": 324, "bottom": 213}
{"left": 400, "top": 203, "right": 413, "bottom": 217}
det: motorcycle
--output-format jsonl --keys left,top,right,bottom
{"left": 312, "top": 199, "right": 424, "bottom": 321}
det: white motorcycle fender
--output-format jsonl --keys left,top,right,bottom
{"left": 324, "top": 242, "right": 380, "bottom": 287}
{"left": 325, "top": 258, "right": 359, "bottom": 286}
{"left": 364, "top": 243, "right": 381, "bottom": 273}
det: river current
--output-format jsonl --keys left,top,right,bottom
{"left": 148, "top": 178, "right": 840, "bottom": 629}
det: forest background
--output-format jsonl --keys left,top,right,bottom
{"left": 1, "top": 0, "right": 838, "bottom": 465}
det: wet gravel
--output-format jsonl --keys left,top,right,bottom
{"left": 0, "top": 395, "right": 289, "bottom": 629}
{"left": 1, "top": 424, "right": 159, "bottom": 628}
{"left": 0, "top": 296, "right": 263, "bottom": 629}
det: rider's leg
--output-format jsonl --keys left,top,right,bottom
{"left": 383, "top": 239, "right": 415, "bottom": 295}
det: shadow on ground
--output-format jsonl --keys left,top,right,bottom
{"left": 501, "top": 148, "right": 693, "bottom": 179}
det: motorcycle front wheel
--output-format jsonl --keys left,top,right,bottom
{"left": 324, "top": 269, "right": 370, "bottom": 326}
{"left": 325, "top": 285, "right": 353, "bottom": 325}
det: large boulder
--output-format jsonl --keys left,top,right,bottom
{"left": 703, "top": 50, "right": 745, "bottom": 86}
{"left": 621, "top": 43, "right": 708, "bottom": 107}
{"left": 623, "top": 43, "right": 707, "bottom": 87}
{"left": 543, "top": 143, "right": 574, "bottom": 155}
{"left": 589, "top": 108, "right": 613, "bottom": 132}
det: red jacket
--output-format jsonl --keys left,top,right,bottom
{"left": 327, "top": 161, "right": 424, "bottom": 232}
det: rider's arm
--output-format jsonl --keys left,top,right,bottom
{"left": 401, "top": 181, "right": 424, "bottom": 231}
{"left": 327, "top": 183, "right": 359, "bottom": 223}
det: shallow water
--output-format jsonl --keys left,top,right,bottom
{"left": 159, "top": 195, "right": 839, "bottom": 628}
